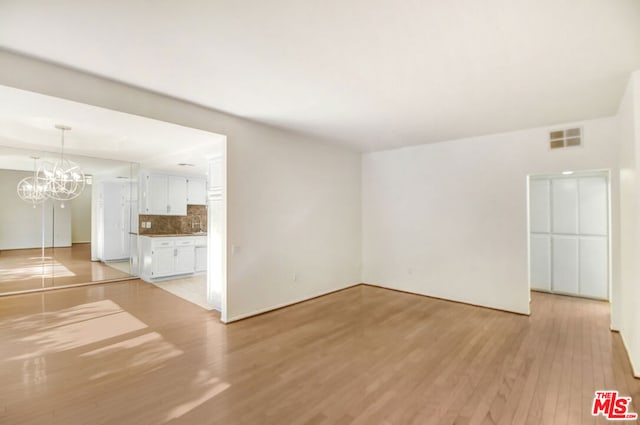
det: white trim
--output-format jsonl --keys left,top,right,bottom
{"left": 223, "top": 283, "right": 360, "bottom": 323}
{"left": 619, "top": 330, "right": 640, "bottom": 378}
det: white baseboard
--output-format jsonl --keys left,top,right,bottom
{"left": 363, "top": 282, "right": 530, "bottom": 316}
{"left": 224, "top": 283, "right": 361, "bottom": 323}
{"left": 619, "top": 330, "right": 640, "bottom": 378}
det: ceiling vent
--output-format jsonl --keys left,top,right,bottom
{"left": 549, "top": 127, "right": 582, "bottom": 149}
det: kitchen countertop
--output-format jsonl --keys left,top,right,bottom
{"left": 142, "top": 233, "right": 207, "bottom": 237}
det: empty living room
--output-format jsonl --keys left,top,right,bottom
{"left": 1, "top": 1, "right": 639, "bottom": 424}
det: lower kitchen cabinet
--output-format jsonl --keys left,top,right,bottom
{"left": 195, "top": 245, "right": 207, "bottom": 272}
{"left": 141, "top": 236, "right": 200, "bottom": 281}
{"left": 174, "top": 244, "right": 196, "bottom": 275}
{"left": 151, "top": 245, "right": 176, "bottom": 277}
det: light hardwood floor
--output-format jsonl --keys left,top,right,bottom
{"left": 0, "top": 244, "right": 131, "bottom": 294}
{"left": 0, "top": 281, "right": 638, "bottom": 424}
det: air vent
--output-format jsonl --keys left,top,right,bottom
{"left": 549, "top": 127, "right": 582, "bottom": 149}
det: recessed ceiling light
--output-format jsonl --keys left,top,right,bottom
{"left": 178, "top": 163, "right": 195, "bottom": 167}
{"left": 562, "top": 171, "right": 574, "bottom": 175}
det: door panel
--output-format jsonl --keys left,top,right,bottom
{"left": 552, "top": 179, "right": 578, "bottom": 234}
{"left": 579, "top": 236, "right": 608, "bottom": 299}
{"left": 579, "top": 177, "right": 608, "bottom": 236}
{"left": 174, "top": 246, "right": 195, "bottom": 274}
{"left": 530, "top": 235, "right": 551, "bottom": 291}
{"left": 530, "top": 174, "right": 609, "bottom": 300}
{"left": 147, "top": 174, "right": 168, "bottom": 215}
{"left": 552, "top": 236, "right": 579, "bottom": 295}
{"left": 168, "top": 176, "right": 187, "bottom": 216}
{"left": 530, "top": 180, "right": 550, "bottom": 233}
{"left": 152, "top": 247, "right": 174, "bottom": 277}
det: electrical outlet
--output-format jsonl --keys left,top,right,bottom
{"left": 292, "top": 273, "right": 298, "bottom": 282}
{"left": 147, "top": 222, "right": 151, "bottom": 228}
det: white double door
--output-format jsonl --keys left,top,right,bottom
{"left": 529, "top": 174, "right": 608, "bottom": 299}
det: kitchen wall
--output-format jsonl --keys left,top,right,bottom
{"left": 139, "top": 204, "right": 207, "bottom": 235}
{"left": 0, "top": 50, "right": 362, "bottom": 322}
{"left": 362, "top": 116, "right": 620, "bottom": 315}
{"left": 617, "top": 70, "right": 640, "bottom": 377}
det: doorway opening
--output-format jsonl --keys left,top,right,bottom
{"left": 0, "top": 83, "right": 228, "bottom": 321}
{"left": 528, "top": 170, "right": 611, "bottom": 301}
{"left": 137, "top": 146, "right": 227, "bottom": 320}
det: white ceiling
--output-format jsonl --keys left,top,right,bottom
{"left": 1, "top": 1, "right": 639, "bottom": 151}
{"left": 0, "top": 85, "right": 224, "bottom": 175}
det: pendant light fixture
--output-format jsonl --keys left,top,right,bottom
{"left": 37, "top": 125, "right": 85, "bottom": 202}
{"left": 16, "top": 156, "right": 48, "bottom": 207}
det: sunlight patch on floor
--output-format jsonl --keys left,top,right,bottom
{"left": 81, "top": 332, "right": 184, "bottom": 380}
{"left": 166, "top": 371, "right": 231, "bottom": 420}
{"left": 8, "top": 300, "right": 147, "bottom": 360}
{"left": 0, "top": 260, "right": 76, "bottom": 281}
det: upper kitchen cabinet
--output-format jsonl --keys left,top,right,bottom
{"left": 140, "top": 171, "right": 188, "bottom": 215}
{"left": 187, "top": 178, "right": 207, "bottom": 205}
{"left": 167, "top": 176, "right": 188, "bottom": 215}
{"left": 145, "top": 173, "right": 168, "bottom": 215}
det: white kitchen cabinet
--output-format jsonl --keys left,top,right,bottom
{"left": 144, "top": 174, "right": 168, "bottom": 215}
{"left": 140, "top": 236, "right": 202, "bottom": 281}
{"left": 195, "top": 245, "right": 207, "bottom": 273}
{"left": 174, "top": 239, "right": 196, "bottom": 274}
{"left": 140, "top": 172, "right": 187, "bottom": 215}
{"left": 187, "top": 178, "right": 207, "bottom": 205}
{"left": 152, "top": 245, "right": 175, "bottom": 277}
{"left": 168, "top": 176, "right": 188, "bottom": 215}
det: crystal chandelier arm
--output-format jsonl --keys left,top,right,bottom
{"left": 36, "top": 125, "right": 86, "bottom": 201}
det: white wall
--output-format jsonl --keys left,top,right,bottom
{"left": 617, "top": 70, "right": 640, "bottom": 377}
{"left": 0, "top": 169, "right": 71, "bottom": 249}
{"left": 363, "top": 117, "right": 620, "bottom": 315}
{"left": 226, "top": 124, "right": 361, "bottom": 320}
{"left": 0, "top": 50, "right": 362, "bottom": 322}
{"left": 0, "top": 169, "right": 44, "bottom": 249}
{"left": 71, "top": 185, "right": 91, "bottom": 243}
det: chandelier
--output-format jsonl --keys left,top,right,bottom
{"left": 16, "top": 156, "right": 48, "bottom": 207}
{"left": 36, "top": 125, "right": 86, "bottom": 202}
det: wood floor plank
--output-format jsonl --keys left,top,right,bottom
{"left": 1, "top": 282, "right": 638, "bottom": 425}
{"left": 0, "top": 244, "right": 131, "bottom": 294}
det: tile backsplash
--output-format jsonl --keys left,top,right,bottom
{"left": 139, "top": 205, "right": 207, "bottom": 235}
